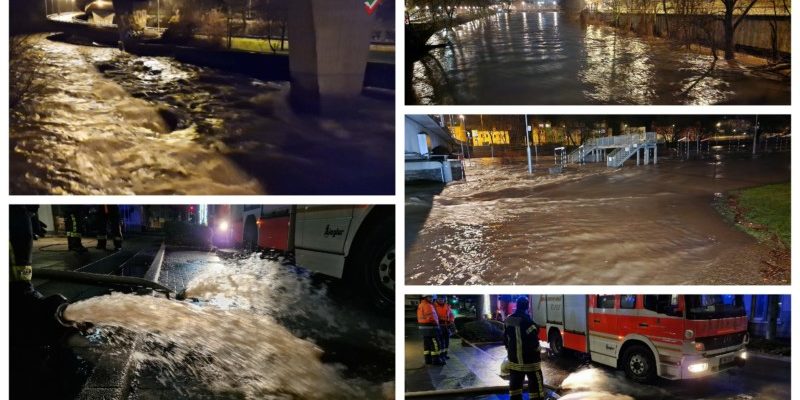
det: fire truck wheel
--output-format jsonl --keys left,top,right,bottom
{"left": 548, "top": 329, "right": 564, "bottom": 357}
{"left": 345, "top": 220, "right": 394, "bottom": 311}
{"left": 621, "top": 344, "right": 656, "bottom": 383}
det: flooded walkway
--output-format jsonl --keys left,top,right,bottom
{"left": 410, "top": 12, "right": 789, "bottom": 105}
{"left": 406, "top": 154, "right": 790, "bottom": 285}
{"left": 56, "top": 251, "right": 393, "bottom": 399}
{"left": 11, "top": 34, "right": 394, "bottom": 195}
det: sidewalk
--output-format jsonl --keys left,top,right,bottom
{"left": 30, "top": 234, "right": 163, "bottom": 300}
{"left": 406, "top": 326, "right": 563, "bottom": 395}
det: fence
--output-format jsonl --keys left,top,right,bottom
{"left": 591, "top": 12, "right": 790, "bottom": 54}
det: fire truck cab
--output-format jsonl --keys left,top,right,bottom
{"left": 532, "top": 295, "right": 748, "bottom": 383}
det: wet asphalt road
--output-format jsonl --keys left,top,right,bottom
{"left": 408, "top": 335, "right": 790, "bottom": 400}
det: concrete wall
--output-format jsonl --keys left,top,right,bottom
{"left": 287, "top": 0, "right": 374, "bottom": 111}
{"left": 405, "top": 159, "right": 463, "bottom": 183}
{"left": 406, "top": 160, "right": 446, "bottom": 182}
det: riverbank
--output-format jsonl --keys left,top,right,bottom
{"left": 583, "top": 12, "right": 790, "bottom": 78}
{"left": 715, "top": 182, "right": 790, "bottom": 247}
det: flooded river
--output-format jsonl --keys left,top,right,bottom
{"left": 10, "top": 34, "right": 394, "bottom": 195}
{"left": 63, "top": 251, "right": 394, "bottom": 399}
{"left": 406, "top": 154, "right": 790, "bottom": 285}
{"left": 410, "top": 12, "right": 789, "bottom": 105}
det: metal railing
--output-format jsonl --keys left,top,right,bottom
{"left": 568, "top": 133, "right": 656, "bottom": 163}
{"left": 606, "top": 144, "right": 639, "bottom": 167}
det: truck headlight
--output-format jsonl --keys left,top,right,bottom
{"left": 218, "top": 220, "right": 229, "bottom": 232}
{"left": 687, "top": 362, "right": 708, "bottom": 374}
{"left": 740, "top": 351, "right": 747, "bottom": 360}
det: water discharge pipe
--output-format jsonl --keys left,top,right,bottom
{"left": 405, "top": 384, "right": 560, "bottom": 398}
{"left": 33, "top": 269, "right": 184, "bottom": 300}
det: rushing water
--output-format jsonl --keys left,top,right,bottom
{"left": 406, "top": 153, "right": 790, "bottom": 285}
{"left": 10, "top": 34, "right": 394, "bottom": 195}
{"left": 64, "top": 252, "right": 393, "bottom": 399}
{"left": 410, "top": 12, "right": 790, "bottom": 105}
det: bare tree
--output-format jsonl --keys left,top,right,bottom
{"left": 717, "top": 0, "right": 759, "bottom": 60}
{"left": 767, "top": 0, "right": 789, "bottom": 63}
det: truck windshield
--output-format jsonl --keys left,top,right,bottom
{"left": 685, "top": 295, "right": 745, "bottom": 320}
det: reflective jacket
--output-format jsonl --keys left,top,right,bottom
{"left": 434, "top": 302, "right": 455, "bottom": 326}
{"left": 503, "top": 311, "right": 541, "bottom": 372}
{"left": 417, "top": 299, "right": 439, "bottom": 333}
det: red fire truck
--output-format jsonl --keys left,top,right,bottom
{"left": 531, "top": 295, "right": 748, "bottom": 383}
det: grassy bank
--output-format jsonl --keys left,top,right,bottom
{"left": 716, "top": 183, "right": 790, "bottom": 247}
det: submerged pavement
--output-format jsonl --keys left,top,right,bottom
{"left": 407, "top": 153, "right": 790, "bottom": 285}
{"left": 405, "top": 324, "right": 790, "bottom": 400}
{"left": 16, "top": 247, "right": 394, "bottom": 399}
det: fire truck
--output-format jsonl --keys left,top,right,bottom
{"left": 212, "top": 205, "right": 394, "bottom": 309}
{"left": 531, "top": 295, "right": 748, "bottom": 383}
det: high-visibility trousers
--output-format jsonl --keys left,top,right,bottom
{"left": 509, "top": 368, "right": 545, "bottom": 400}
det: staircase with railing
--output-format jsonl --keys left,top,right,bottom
{"left": 567, "top": 133, "right": 658, "bottom": 168}
{"left": 606, "top": 144, "right": 640, "bottom": 167}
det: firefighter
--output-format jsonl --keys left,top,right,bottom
{"left": 64, "top": 205, "right": 88, "bottom": 254}
{"left": 96, "top": 205, "right": 123, "bottom": 251}
{"left": 417, "top": 294, "right": 445, "bottom": 366}
{"left": 10, "top": 206, "right": 83, "bottom": 398}
{"left": 434, "top": 295, "right": 456, "bottom": 359}
{"left": 504, "top": 296, "right": 545, "bottom": 400}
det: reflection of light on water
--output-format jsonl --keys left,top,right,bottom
{"left": 411, "top": 12, "right": 786, "bottom": 105}
{"left": 581, "top": 25, "right": 654, "bottom": 104}
{"left": 561, "top": 367, "right": 668, "bottom": 399}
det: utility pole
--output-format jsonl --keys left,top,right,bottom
{"left": 460, "top": 115, "right": 470, "bottom": 159}
{"left": 457, "top": 115, "right": 465, "bottom": 159}
{"left": 524, "top": 114, "right": 532, "bottom": 174}
{"left": 752, "top": 115, "right": 759, "bottom": 155}
{"left": 157, "top": 0, "right": 161, "bottom": 31}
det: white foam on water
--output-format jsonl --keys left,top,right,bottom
{"left": 560, "top": 368, "right": 669, "bottom": 399}
{"left": 64, "top": 293, "right": 361, "bottom": 399}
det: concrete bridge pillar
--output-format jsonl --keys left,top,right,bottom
{"left": 287, "top": 0, "right": 374, "bottom": 112}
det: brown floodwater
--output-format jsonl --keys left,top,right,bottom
{"left": 406, "top": 153, "right": 790, "bottom": 285}
{"left": 10, "top": 34, "right": 394, "bottom": 195}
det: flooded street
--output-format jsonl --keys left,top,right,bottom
{"left": 408, "top": 337, "right": 789, "bottom": 400}
{"left": 64, "top": 251, "right": 394, "bottom": 399}
{"left": 406, "top": 154, "right": 790, "bottom": 285}
{"left": 410, "top": 13, "right": 789, "bottom": 105}
{"left": 10, "top": 34, "right": 394, "bottom": 195}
